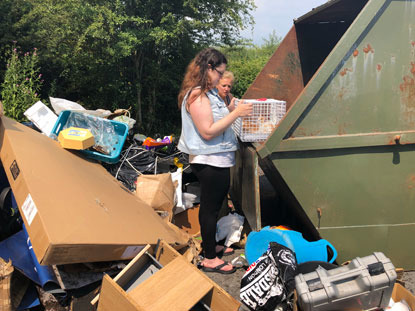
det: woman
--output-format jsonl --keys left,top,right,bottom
{"left": 216, "top": 71, "right": 235, "bottom": 106}
{"left": 178, "top": 48, "right": 252, "bottom": 274}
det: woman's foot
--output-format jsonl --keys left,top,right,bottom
{"left": 200, "top": 257, "right": 235, "bottom": 274}
{"left": 215, "top": 245, "right": 235, "bottom": 256}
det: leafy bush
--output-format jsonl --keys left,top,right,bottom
{"left": 1, "top": 45, "right": 43, "bottom": 121}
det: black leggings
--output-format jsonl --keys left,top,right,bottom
{"left": 190, "top": 163, "right": 230, "bottom": 259}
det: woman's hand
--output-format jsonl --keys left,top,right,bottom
{"left": 189, "top": 94, "right": 253, "bottom": 141}
{"left": 227, "top": 97, "right": 236, "bottom": 111}
{"left": 234, "top": 99, "right": 253, "bottom": 117}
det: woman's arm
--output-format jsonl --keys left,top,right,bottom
{"left": 189, "top": 92, "right": 252, "bottom": 140}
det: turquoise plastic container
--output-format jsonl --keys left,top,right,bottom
{"left": 51, "top": 110, "right": 128, "bottom": 164}
{"left": 245, "top": 226, "right": 337, "bottom": 265}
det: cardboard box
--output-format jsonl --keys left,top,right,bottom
{"left": 391, "top": 283, "right": 415, "bottom": 310}
{"left": 172, "top": 205, "right": 200, "bottom": 235}
{"left": 0, "top": 116, "right": 184, "bottom": 265}
{"left": 96, "top": 241, "right": 240, "bottom": 311}
{"left": 135, "top": 173, "right": 175, "bottom": 215}
{"left": 58, "top": 127, "right": 95, "bottom": 150}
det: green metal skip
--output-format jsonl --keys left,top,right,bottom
{"left": 242, "top": 0, "right": 415, "bottom": 269}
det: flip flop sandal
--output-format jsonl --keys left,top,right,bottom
{"left": 222, "top": 249, "right": 235, "bottom": 257}
{"left": 216, "top": 247, "right": 235, "bottom": 256}
{"left": 201, "top": 262, "right": 236, "bottom": 274}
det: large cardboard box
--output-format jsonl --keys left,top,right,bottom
{"left": 0, "top": 117, "right": 183, "bottom": 265}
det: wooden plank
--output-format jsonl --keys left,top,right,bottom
{"left": 91, "top": 245, "right": 152, "bottom": 306}
{"left": 97, "top": 275, "right": 143, "bottom": 311}
{"left": 114, "top": 245, "right": 152, "bottom": 286}
{"left": 155, "top": 241, "right": 240, "bottom": 310}
{"left": 154, "top": 240, "right": 180, "bottom": 267}
{"left": 129, "top": 257, "right": 213, "bottom": 311}
{"left": 201, "top": 287, "right": 241, "bottom": 311}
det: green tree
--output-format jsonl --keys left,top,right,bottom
{"left": 10, "top": 0, "right": 255, "bottom": 135}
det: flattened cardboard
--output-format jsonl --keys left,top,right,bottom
{"left": 0, "top": 116, "right": 183, "bottom": 265}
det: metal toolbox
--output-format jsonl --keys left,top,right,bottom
{"left": 295, "top": 252, "right": 397, "bottom": 311}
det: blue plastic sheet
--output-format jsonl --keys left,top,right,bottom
{"left": 17, "top": 283, "right": 40, "bottom": 310}
{"left": 0, "top": 226, "right": 64, "bottom": 294}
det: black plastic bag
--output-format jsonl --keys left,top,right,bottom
{"left": 104, "top": 142, "right": 156, "bottom": 190}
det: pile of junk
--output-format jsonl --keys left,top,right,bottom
{"left": 0, "top": 93, "right": 411, "bottom": 311}
{"left": 3, "top": 0, "right": 415, "bottom": 309}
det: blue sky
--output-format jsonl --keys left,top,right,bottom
{"left": 241, "top": 0, "right": 328, "bottom": 45}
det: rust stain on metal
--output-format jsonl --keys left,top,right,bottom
{"left": 338, "top": 87, "right": 347, "bottom": 100}
{"left": 400, "top": 62, "right": 415, "bottom": 126}
{"left": 400, "top": 76, "right": 415, "bottom": 102}
{"left": 407, "top": 175, "right": 415, "bottom": 189}
{"left": 296, "top": 127, "right": 307, "bottom": 137}
{"left": 363, "top": 44, "right": 374, "bottom": 54}
{"left": 377, "top": 64, "right": 382, "bottom": 72}
{"left": 307, "top": 129, "right": 322, "bottom": 137}
{"left": 387, "top": 137, "right": 396, "bottom": 145}
{"left": 353, "top": 49, "right": 359, "bottom": 57}
{"left": 268, "top": 73, "right": 280, "bottom": 80}
{"left": 340, "top": 68, "right": 352, "bottom": 77}
{"left": 338, "top": 123, "right": 347, "bottom": 135}
{"left": 412, "top": 41, "right": 415, "bottom": 47}
{"left": 243, "top": 27, "right": 304, "bottom": 111}
{"left": 292, "top": 127, "right": 322, "bottom": 137}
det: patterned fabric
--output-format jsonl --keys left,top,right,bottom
{"left": 240, "top": 242, "right": 297, "bottom": 311}
{"left": 0, "top": 257, "right": 13, "bottom": 311}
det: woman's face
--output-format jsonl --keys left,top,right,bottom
{"left": 217, "top": 77, "right": 233, "bottom": 100}
{"left": 208, "top": 63, "right": 226, "bottom": 88}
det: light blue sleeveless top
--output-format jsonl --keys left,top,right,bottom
{"left": 178, "top": 88, "right": 238, "bottom": 155}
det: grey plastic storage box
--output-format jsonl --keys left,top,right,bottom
{"left": 295, "top": 252, "right": 396, "bottom": 311}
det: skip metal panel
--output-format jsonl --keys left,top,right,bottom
{"left": 257, "top": 0, "right": 415, "bottom": 268}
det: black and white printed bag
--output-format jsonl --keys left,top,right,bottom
{"left": 240, "top": 242, "right": 297, "bottom": 311}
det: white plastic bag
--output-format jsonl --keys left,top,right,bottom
{"left": 50, "top": 97, "right": 86, "bottom": 115}
{"left": 171, "top": 168, "right": 184, "bottom": 213}
{"left": 216, "top": 212, "right": 245, "bottom": 247}
{"left": 50, "top": 97, "right": 112, "bottom": 118}
{"left": 113, "top": 115, "right": 136, "bottom": 130}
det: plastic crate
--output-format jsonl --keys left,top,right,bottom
{"left": 50, "top": 110, "right": 128, "bottom": 163}
{"left": 232, "top": 99, "right": 286, "bottom": 142}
